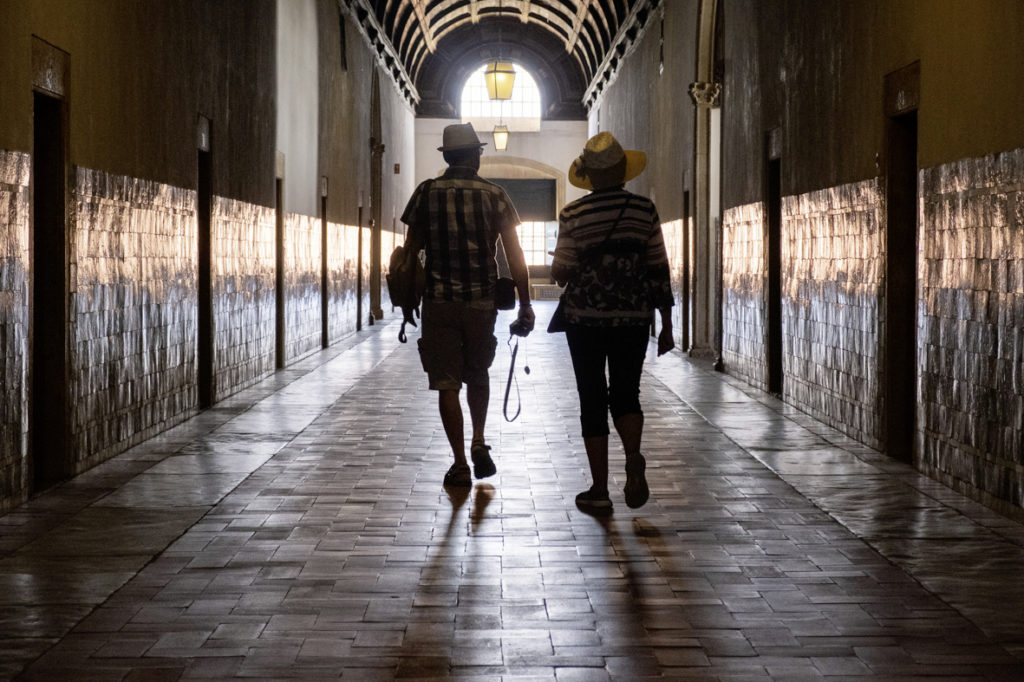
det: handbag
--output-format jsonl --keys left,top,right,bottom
{"left": 546, "top": 198, "right": 632, "bottom": 334}
{"left": 547, "top": 297, "right": 569, "bottom": 333}
{"left": 494, "top": 277, "right": 516, "bottom": 310}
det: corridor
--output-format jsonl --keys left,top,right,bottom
{"left": 3, "top": 302, "right": 1024, "bottom": 680}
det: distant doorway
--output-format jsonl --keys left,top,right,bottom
{"left": 369, "top": 70, "right": 383, "bottom": 322}
{"left": 320, "top": 187, "right": 329, "bottom": 348}
{"left": 681, "top": 190, "right": 691, "bottom": 352}
{"left": 31, "top": 91, "right": 69, "bottom": 491}
{"left": 275, "top": 178, "right": 286, "bottom": 369}
{"left": 766, "top": 157, "right": 783, "bottom": 395}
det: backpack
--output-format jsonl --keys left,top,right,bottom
{"left": 386, "top": 245, "right": 426, "bottom": 343}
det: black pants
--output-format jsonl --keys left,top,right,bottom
{"left": 565, "top": 324, "right": 649, "bottom": 437}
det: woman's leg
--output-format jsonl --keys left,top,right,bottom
{"left": 566, "top": 327, "right": 611, "bottom": 493}
{"left": 582, "top": 435, "right": 609, "bottom": 493}
{"left": 608, "top": 325, "right": 652, "bottom": 507}
{"left": 607, "top": 325, "right": 649, "bottom": 445}
{"left": 612, "top": 413, "right": 643, "bottom": 457}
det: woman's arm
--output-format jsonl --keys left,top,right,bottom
{"left": 549, "top": 218, "right": 576, "bottom": 286}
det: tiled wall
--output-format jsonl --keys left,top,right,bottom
{"left": 72, "top": 168, "right": 199, "bottom": 466}
{"left": 284, "top": 213, "right": 322, "bottom": 362}
{"left": 0, "top": 151, "right": 30, "bottom": 510}
{"left": 661, "top": 219, "right": 688, "bottom": 350}
{"left": 722, "top": 180, "right": 884, "bottom": 448}
{"left": 326, "top": 221, "right": 360, "bottom": 342}
{"left": 212, "top": 197, "right": 276, "bottom": 399}
{"left": 721, "top": 203, "right": 768, "bottom": 387}
{"left": 783, "top": 181, "right": 884, "bottom": 448}
{"left": 919, "top": 149, "right": 1024, "bottom": 508}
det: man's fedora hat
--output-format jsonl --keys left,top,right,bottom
{"left": 568, "top": 131, "right": 646, "bottom": 190}
{"left": 437, "top": 122, "right": 487, "bottom": 152}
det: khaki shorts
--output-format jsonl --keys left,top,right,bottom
{"left": 417, "top": 300, "right": 498, "bottom": 390}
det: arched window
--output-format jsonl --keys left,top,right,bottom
{"left": 460, "top": 63, "right": 541, "bottom": 132}
{"left": 462, "top": 63, "right": 552, "bottom": 265}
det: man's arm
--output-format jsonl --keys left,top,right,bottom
{"left": 402, "top": 223, "right": 424, "bottom": 270}
{"left": 499, "top": 224, "right": 535, "bottom": 331}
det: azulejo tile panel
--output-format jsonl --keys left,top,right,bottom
{"left": 284, "top": 212, "right": 322, "bottom": 362}
{"left": 661, "top": 218, "right": 687, "bottom": 350}
{"left": 0, "top": 150, "right": 31, "bottom": 511}
{"left": 919, "top": 147, "right": 1024, "bottom": 509}
{"left": 212, "top": 196, "right": 276, "bottom": 399}
{"left": 326, "top": 222, "right": 360, "bottom": 341}
{"left": 722, "top": 180, "right": 884, "bottom": 448}
{"left": 72, "top": 167, "right": 199, "bottom": 467}
{"left": 722, "top": 202, "right": 768, "bottom": 387}
{"left": 782, "top": 179, "right": 883, "bottom": 449}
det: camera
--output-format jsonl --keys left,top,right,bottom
{"left": 509, "top": 318, "right": 532, "bottom": 338}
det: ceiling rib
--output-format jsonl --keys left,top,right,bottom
{"left": 409, "top": 0, "right": 437, "bottom": 53}
{"left": 342, "top": 0, "right": 660, "bottom": 116}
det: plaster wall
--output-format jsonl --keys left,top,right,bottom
{"left": 413, "top": 118, "right": 588, "bottom": 209}
{"left": 277, "top": 0, "right": 320, "bottom": 216}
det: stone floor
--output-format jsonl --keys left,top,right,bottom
{"left": 3, "top": 301, "right": 1024, "bottom": 680}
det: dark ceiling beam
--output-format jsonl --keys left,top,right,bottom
{"left": 416, "top": 15, "right": 587, "bottom": 120}
{"left": 341, "top": 0, "right": 419, "bottom": 105}
{"left": 408, "top": 0, "right": 437, "bottom": 53}
{"left": 350, "top": 1, "right": 652, "bottom": 118}
{"left": 565, "top": 1, "right": 591, "bottom": 58}
{"left": 582, "top": 0, "right": 659, "bottom": 111}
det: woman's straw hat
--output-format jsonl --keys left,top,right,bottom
{"left": 568, "top": 131, "right": 647, "bottom": 190}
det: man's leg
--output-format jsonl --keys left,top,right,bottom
{"left": 463, "top": 305, "right": 498, "bottom": 478}
{"left": 438, "top": 388, "right": 466, "bottom": 465}
{"left": 467, "top": 383, "right": 489, "bottom": 447}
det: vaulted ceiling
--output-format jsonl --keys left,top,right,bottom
{"left": 343, "top": 0, "right": 661, "bottom": 119}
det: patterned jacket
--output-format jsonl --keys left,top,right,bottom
{"left": 401, "top": 166, "right": 520, "bottom": 302}
{"left": 551, "top": 187, "right": 673, "bottom": 326}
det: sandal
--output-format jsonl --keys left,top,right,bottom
{"left": 575, "top": 487, "right": 612, "bottom": 511}
{"left": 624, "top": 454, "right": 649, "bottom": 509}
{"left": 470, "top": 442, "right": 496, "bottom": 479}
{"left": 443, "top": 462, "right": 471, "bottom": 487}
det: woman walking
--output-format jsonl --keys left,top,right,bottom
{"left": 550, "top": 131, "right": 675, "bottom": 511}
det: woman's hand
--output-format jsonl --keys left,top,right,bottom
{"left": 657, "top": 325, "right": 675, "bottom": 356}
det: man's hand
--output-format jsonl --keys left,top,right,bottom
{"left": 515, "top": 304, "right": 535, "bottom": 336}
{"left": 657, "top": 325, "right": 675, "bottom": 356}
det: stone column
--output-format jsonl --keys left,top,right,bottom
{"left": 688, "top": 80, "right": 721, "bottom": 360}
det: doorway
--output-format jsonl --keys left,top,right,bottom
{"left": 885, "top": 110, "right": 918, "bottom": 461}
{"left": 320, "top": 187, "right": 329, "bottom": 348}
{"left": 766, "top": 157, "right": 783, "bottom": 395}
{"left": 275, "top": 178, "right": 286, "bottom": 369}
{"left": 681, "top": 190, "right": 691, "bottom": 352}
{"left": 197, "top": 146, "right": 213, "bottom": 408}
{"left": 369, "top": 70, "right": 384, "bottom": 322}
{"left": 31, "top": 91, "right": 69, "bottom": 491}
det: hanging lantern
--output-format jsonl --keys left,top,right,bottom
{"left": 492, "top": 124, "right": 509, "bottom": 151}
{"left": 485, "top": 61, "right": 516, "bottom": 100}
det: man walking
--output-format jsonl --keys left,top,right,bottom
{"left": 400, "top": 123, "right": 534, "bottom": 487}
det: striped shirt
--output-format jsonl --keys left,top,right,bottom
{"left": 551, "top": 188, "right": 673, "bottom": 326}
{"left": 401, "top": 167, "right": 520, "bottom": 302}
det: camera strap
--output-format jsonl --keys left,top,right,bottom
{"left": 503, "top": 334, "right": 528, "bottom": 422}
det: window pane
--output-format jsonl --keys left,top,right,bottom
{"left": 516, "top": 221, "right": 555, "bottom": 266}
